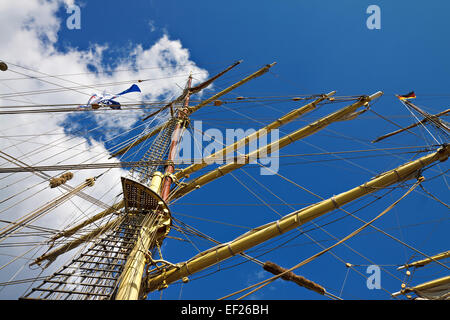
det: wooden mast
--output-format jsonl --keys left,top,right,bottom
{"left": 398, "top": 250, "right": 450, "bottom": 270}
{"left": 160, "top": 75, "right": 192, "bottom": 201}
{"left": 114, "top": 75, "right": 192, "bottom": 300}
{"left": 372, "top": 108, "right": 450, "bottom": 143}
{"left": 401, "top": 99, "right": 450, "bottom": 133}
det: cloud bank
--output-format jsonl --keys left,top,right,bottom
{"left": 0, "top": 0, "right": 208, "bottom": 298}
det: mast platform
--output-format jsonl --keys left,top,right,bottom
{"left": 121, "top": 177, "right": 170, "bottom": 214}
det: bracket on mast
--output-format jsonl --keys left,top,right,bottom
{"left": 145, "top": 252, "right": 180, "bottom": 271}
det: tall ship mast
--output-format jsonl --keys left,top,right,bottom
{"left": 0, "top": 59, "right": 448, "bottom": 300}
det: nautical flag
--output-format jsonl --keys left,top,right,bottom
{"left": 79, "top": 84, "right": 141, "bottom": 110}
{"left": 115, "top": 84, "right": 141, "bottom": 97}
{"left": 397, "top": 91, "right": 416, "bottom": 100}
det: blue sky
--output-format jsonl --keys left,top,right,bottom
{"left": 57, "top": 0, "right": 450, "bottom": 95}
{"left": 0, "top": 0, "right": 448, "bottom": 300}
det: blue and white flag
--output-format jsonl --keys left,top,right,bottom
{"left": 79, "top": 84, "right": 141, "bottom": 110}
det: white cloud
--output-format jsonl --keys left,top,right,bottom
{"left": 0, "top": 0, "right": 208, "bottom": 298}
